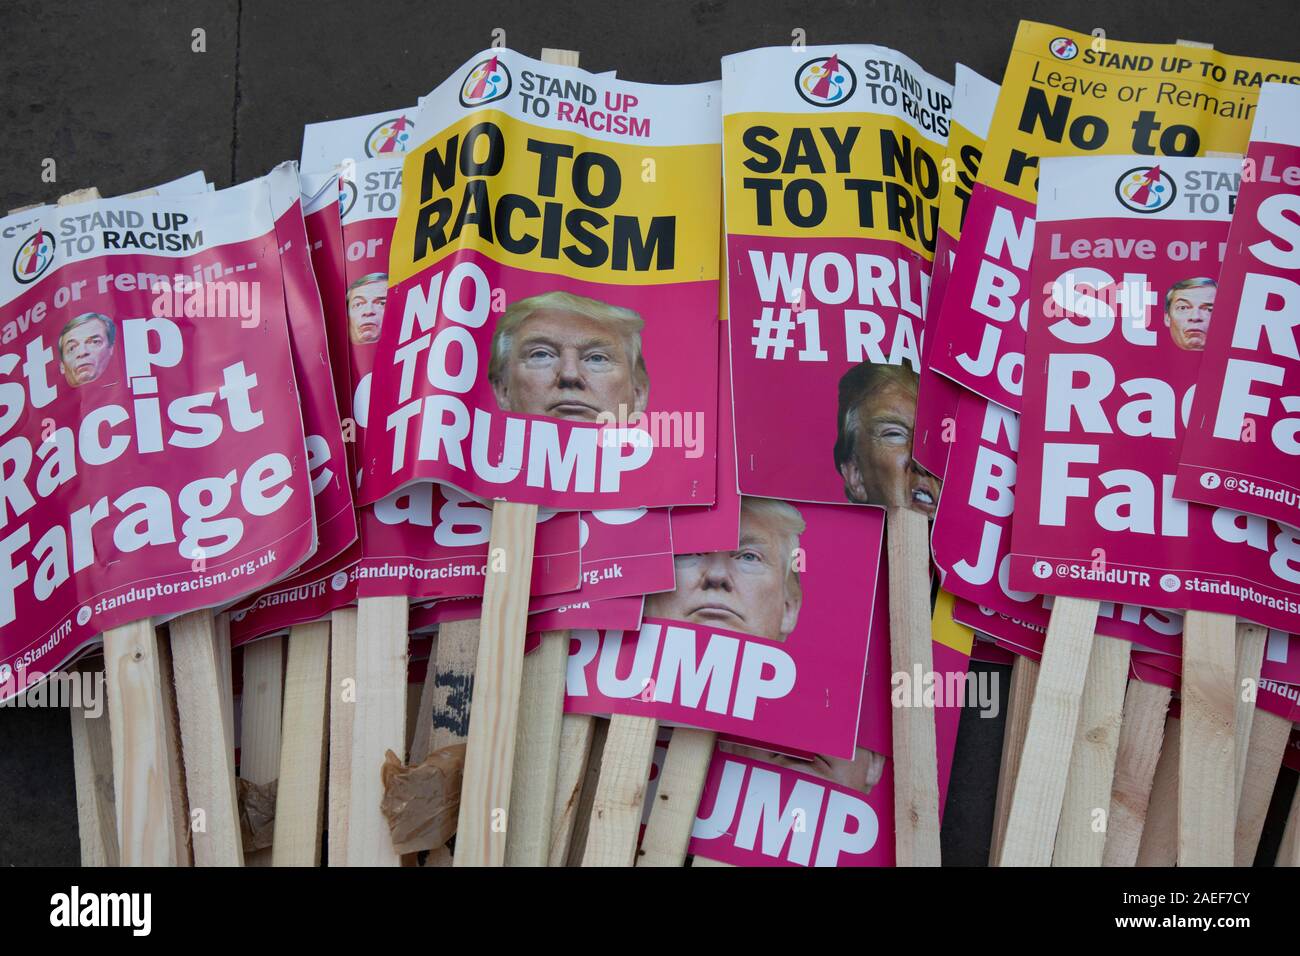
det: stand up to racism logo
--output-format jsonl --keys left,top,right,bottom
{"left": 460, "top": 54, "right": 512, "bottom": 107}
{"left": 365, "top": 114, "right": 415, "bottom": 157}
{"left": 1116, "top": 165, "right": 1177, "bottom": 213}
{"left": 794, "top": 54, "right": 856, "bottom": 107}
{"left": 12, "top": 229, "right": 55, "bottom": 284}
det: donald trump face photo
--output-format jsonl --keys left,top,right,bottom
{"left": 488, "top": 290, "right": 649, "bottom": 423}
{"left": 834, "top": 361, "right": 940, "bottom": 519}
{"left": 647, "top": 497, "right": 887, "bottom": 797}
{"left": 646, "top": 497, "right": 803, "bottom": 642}
{"left": 57, "top": 312, "right": 116, "bottom": 388}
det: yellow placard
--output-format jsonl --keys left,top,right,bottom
{"left": 983, "top": 21, "right": 1300, "bottom": 203}
{"left": 724, "top": 113, "right": 944, "bottom": 260}
{"left": 932, "top": 588, "right": 974, "bottom": 656}
{"left": 389, "top": 110, "right": 721, "bottom": 287}
{"left": 937, "top": 118, "right": 985, "bottom": 241}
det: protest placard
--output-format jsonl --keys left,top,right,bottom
{"left": 914, "top": 65, "right": 999, "bottom": 480}
{"left": 681, "top": 579, "right": 970, "bottom": 866}
{"left": 362, "top": 47, "right": 722, "bottom": 866}
{"left": 721, "top": 43, "right": 953, "bottom": 864}
{"left": 927, "top": 21, "right": 1300, "bottom": 414}
{"left": 1006, "top": 153, "right": 1296, "bottom": 864}
{"left": 1175, "top": 84, "right": 1300, "bottom": 527}
{"left": 1, "top": 182, "right": 315, "bottom": 863}
{"left": 570, "top": 495, "right": 882, "bottom": 862}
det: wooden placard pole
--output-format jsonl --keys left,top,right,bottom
{"left": 1135, "top": 712, "right": 1180, "bottom": 866}
{"left": 886, "top": 507, "right": 942, "bottom": 865}
{"left": 1233, "top": 622, "right": 1268, "bottom": 803}
{"left": 581, "top": 713, "right": 659, "bottom": 866}
{"left": 638, "top": 728, "right": 715, "bottom": 867}
{"left": 454, "top": 500, "right": 538, "bottom": 866}
{"left": 68, "top": 661, "right": 118, "bottom": 867}
{"left": 547, "top": 713, "right": 598, "bottom": 865}
{"left": 555, "top": 715, "right": 607, "bottom": 865}
{"left": 346, "top": 595, "right": 409, "bottom": 865}
{"left": 326, "top": 607, "right": 357, "bottom": 865}
{"left": 272, "top": 621, "right": 331, "bottom": 866}
{"left": 1052, "top": 639, "right": 1130, "bottom": 866}
{"left": 170, "top": 611, "right": 244, "bottom": 865}
{"left": 1178, "top": 610, "right": 1236, "bottom": 865}
{"left": 1233, "top": 708, "right": 1292, "bottom": 866}
{"left": 240, "top": 634, "right": 284, "bottom": 865}
{"left": 997, "top": 596, "right": 1098, "bottom": 866}
{"left": 505, "top": 628, "right": 569, "bottom": 865}
{"left": 988, "top": 656, "right": 1038, "bottom": 864}
{"left": 1102, "top": 680, "right": 1171, "bottom": 866}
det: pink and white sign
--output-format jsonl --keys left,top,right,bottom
{"left": 564, "top": 497, "right": 884, "bottom": 757}
{"left": 1175, "top": 86, "right": 1300, "bottom": 528}
{"left": 1012, "top": 154, "right": 1300, "bottom": 634}
{"left": 0, "top": 186, "right": 315, "bottom": 699}
{"left": 926, "top": 184, "right": 1035, "bottom": 413}
{"left": 932, "top": 387, "right": 1182, "bottom": 654}
{"left": 914, "top": 64, "right": 1000, "bottom": 480}
{"left": 723, "top": 46, "right": 950, "bottom": 513}
{"left": 670, "top": 323, "right": 740, "bottom": 554}
{"left": 358, "top": 51, "right": 723, "bottom": 512}
{"left": 529, "top": 507, "right": 674, "bottom": 611}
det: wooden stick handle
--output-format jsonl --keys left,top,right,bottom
{"left": 885, "top": 507, "right": 941, "bottom": 865}
{"left": 1102, "top": 680, "right": 1171, "bottom": 866}
{"left": 638, "top": 728, "right": 715, "bottom": 867}
{"left": 581, "top": 714, "right": 659, "bottom": 866}
{"left": 1179, "top": 610, "right": 1236, "bottom": 866}
{"left": 455, "top": 501, "right": 538, "bottom": 866}
{"left": 989, "top": 656, "right": 1038, "bottom": 864}
{"left": 170, "top": 610, "right": 244, "bottom": 865}
{"left": 346, "top": 596, "right": 409, "bottom": 866}
{"left": 998, "top": 597, "right": 1098, "bottom": 866}
{"left": 1234, "top": 709, "right": 1291, "bottom": 866}
{"left": 272, "top": 621, "right": 331, "bottom": 866}
{"left": 1053, "top": 638, "right": 1130, "bottom": 866}
{"left": 504, "top": 629, "right": 570, "bottom": 865}
{"left": 326, "top": 607, "right": 357, "bottom": 866}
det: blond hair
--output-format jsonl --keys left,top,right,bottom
{"left": 741, "top": 496, "right": 806, "bottom": 601}
{"left": 487, "top": 290, "right": 648, "bottom": 392}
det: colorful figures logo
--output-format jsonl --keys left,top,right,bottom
{"left": 1049, "top": 37, "right": 1079, "bottom": 60}
{"left": 1115, "top": 165, "right": 1177, "bottom": 214}
{"left": 794, "top": 54, "right": 856, "bottom": 107}
{"left": 12, "top": 229, "right": 55, "bottom": 284}
{"left": 460, "top": 55, "right": 512, "bottom": 107}
{"left": 365, "top": 115, "right": 414, "bottom": 157}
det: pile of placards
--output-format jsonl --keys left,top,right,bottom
{"left": 2, "top": 22, "right": 1299, "bottom": 868}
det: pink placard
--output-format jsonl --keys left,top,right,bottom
{"left": 527, "top": 595, "right": 644, "bottom": 634}
{"left": 728, "top": 234, "right": 938, "bottom": 514}
{"left": 268, "top": 166, "right": 356, "bottom": 572}
{"left": 933, "top": 388, "right": 1183, "bottom": 654}
{"left": 0, "top": 187, "right": 315, "bottom": 699}
{"left": 563, "top": 498, "right": 884, "bottom": 757}
{"left": 358, "top": 249, "right": 719, "bottom": 512}
{"left": 687, "top": 750, "right": 894, "bottom": 867}
{"left": 926, "top": 183, "right": 1034, "bottom": 413}
{"left": 670, "top": 322, "right": 740, "bottom": 554}
{"left": 1012, "top": 155, "right": 1300, "bottom": 634}
{"left": 528, "top": 507, "right": 674, "bottom": 611}
{"left": 1175, "top": 88, "right": 1300, "bottom": 527}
